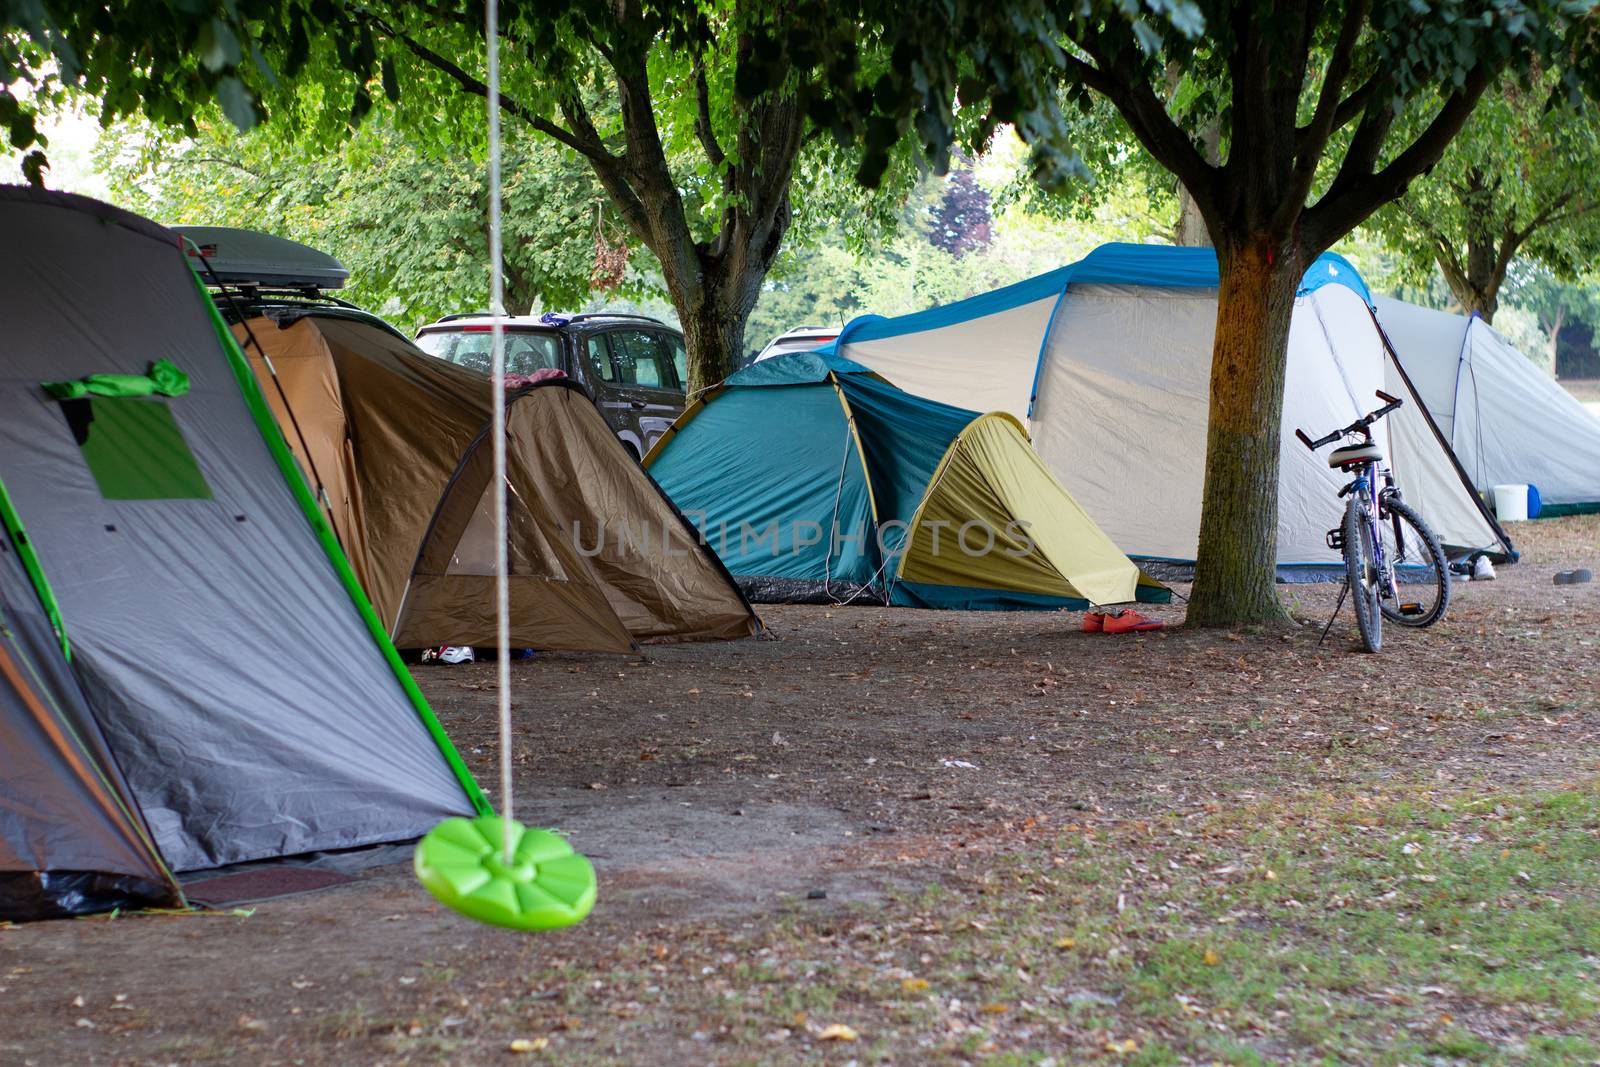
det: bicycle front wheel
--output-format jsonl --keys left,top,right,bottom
{"left": 1344, "top": 496, "right": 1382, "bottom": 653}
{"left": 1377, "top": 497, "right": 1451, "bottom": 628}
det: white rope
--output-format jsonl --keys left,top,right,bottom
{"left": 486, "top": 0, "right": 514, "bottom": 865}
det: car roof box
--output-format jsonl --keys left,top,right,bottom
{"left": 173, "top": 226, "right": 350, "bottom": 290}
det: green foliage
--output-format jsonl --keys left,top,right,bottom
{"left": 1369, "top": 79, "right": 1600, "bottom": 317}
{"left": 2, "top": 0, "right": 271, "bottom": 185}
{"left": 98, "top": 113, "right": 654, "bottom": 332}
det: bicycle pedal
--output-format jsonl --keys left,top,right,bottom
{"left": 1399, "top": 602, "right": 1423, "bottom": 615}
{"left": 1324, "top": 528, "right": 1344, "bottom": 551}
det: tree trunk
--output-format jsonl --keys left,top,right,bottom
{"left": 1173, "top": 127, "right": 1219, "bottom": 247}
{"left": 1186, "top": 237, "right": 1301, "bottom": 627}
{"left": 1174, "top": 188, "right": 1211, "bottom": 247}
{"left": 1546, "top": 302, "right": 1566, "bottom": 374}
{"left": 676, "top": 294, "right": 751, "bottom": 394}
{"left": 1165, "top": 63, "right": 1217, "bottom": 248}
{"left": 666, "top": 253, "right": 770, "bottom": 394}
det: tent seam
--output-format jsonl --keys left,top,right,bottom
{"left": 1369, "top": 307, "right": 1517, "bottom": 561}
{"left": 1026, "top": 281, "right": 1073, "bottom": 419}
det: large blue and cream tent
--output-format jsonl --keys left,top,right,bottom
{"left": 820, "top": 244, "right": 1512, "bottom": 577}
{"left": 643, "top": 351, "right": 1168, "bottom": 610}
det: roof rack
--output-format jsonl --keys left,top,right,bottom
{"left": 219, "top": 286, "right": 366, "bottom": 311}
{"left": 566, "top": 312, "right": 667, "bottom": 326}
{"left": 425, "top": 310, "right": 669, "bottom": 328}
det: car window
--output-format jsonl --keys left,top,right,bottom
{"left": 668, "top": 337, "right": 688, "bottom": 392}
{"left": 417, "top": 329, "right": 561, "bottom": 376}
{"left": 585, "top": 334, "right": 617, "bottom": 382}
{"left": 609, "top": 330, "right": 674, "bottom": 390}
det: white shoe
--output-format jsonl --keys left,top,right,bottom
{"left": 422, "top": 645, "right": 475, "bottom": 664}
{"left": 1472, "top": 556, "right": 1497, "bottom": 581}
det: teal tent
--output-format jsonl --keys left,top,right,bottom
{"left": 644, "top": 352, "right": 1168, "bottom": 611}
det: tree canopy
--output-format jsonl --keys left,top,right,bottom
{"left": 1371, "top": 78, "right": 1600, "bottom": 322}
{"left": 98, "top": 113, "right": 648, "bottom": 328}
{"left": 6, "top": 0, "right": 924, "bottom": 390}
{"left": 2, "top": 1, "right": 269, "bottom": 184}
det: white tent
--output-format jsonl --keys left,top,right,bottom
{"left": 1374, "top": 295, "right": 1600, "bottom": 514}
{"left": 827, "top": 244, "right": 1513, "bottom": 576}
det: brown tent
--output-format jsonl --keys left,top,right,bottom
{"left": 234, "top": 313, "right": 760, "bottom": 653}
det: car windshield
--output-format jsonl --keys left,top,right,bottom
{"left": 417, "top": 329, "right": 561, "bottom": 376}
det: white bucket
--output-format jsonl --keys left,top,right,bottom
{"left": 1492, "top": 484, "right": 1529, "bottom": 522}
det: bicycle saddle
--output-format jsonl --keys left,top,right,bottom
{"left": 1328, "top": 442, "right": 1384, "bottom": 469}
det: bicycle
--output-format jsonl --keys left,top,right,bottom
{"left": 1296, "top": 391, "right": 1451, "bottom": 653}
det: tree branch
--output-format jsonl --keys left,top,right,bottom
{"left": 1312, "top": 69, "right": 1386, "bottom": 136}
{"left": 1062, "top": 42, "right": 1218, "bottom": 222}
{"left": 1286, "top": 0, "right": 1370, "bottom": 206}
{"left": 369, "top": 15, "right": 608, "bottom": 164}
{"left": 1303, "top": 60, "right": 1498, "bottom": 253}
{"left": 554, "top": 89, "right": 656, "bottom": 245}
{"left": 692, "top": 55, "right": 728, "bottom": 174}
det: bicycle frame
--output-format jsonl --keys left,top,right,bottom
{"left": 1332, "top": 427, "right": 1401, "bottom": 605}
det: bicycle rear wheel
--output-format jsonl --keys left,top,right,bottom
{"left": 1344, "top": 497, "right": 1382, "bottom": 653}
{"left": 1377, "top": 497, "right": 1450, "bottom": 628}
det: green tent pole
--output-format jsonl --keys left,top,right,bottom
{"left": 0, "top": 476, "right": 69, "bottom": 661}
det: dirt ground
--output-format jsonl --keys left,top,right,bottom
{"left": 3, "top": 517, "right": 1597, "bottom": 1066}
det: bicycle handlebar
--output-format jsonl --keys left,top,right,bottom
{"left": 1296, "top": 390, "right": 1404, "bottom": 451}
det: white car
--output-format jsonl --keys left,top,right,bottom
{"left": 750, "top": 325, "right": 841, "bottom": 364}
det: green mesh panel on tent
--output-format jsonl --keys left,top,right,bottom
{"left": 59, "top": 398, "right": 212, "bottom": 501}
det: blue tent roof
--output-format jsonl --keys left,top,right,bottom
{"left": 724, "top": 350, "right": 877, "bottom": 387}
{"left": 822, "top": 243, "right": 1374, "bottom": 350}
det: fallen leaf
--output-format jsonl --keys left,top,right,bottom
{"left": 1054, "top": 936, "right": 1076, "bottom": 949}
{"left": 901, "top": 977, "right": 930, "bottom": 993}
{"left": 980, "top": 1002, "right": 1010, "bottom": 1014}
{"left": 1202, "top": 948, "right": 1220, "bottom": 966}
{"left": 818, "top": 1023, "right": 858, "bottom": 1041}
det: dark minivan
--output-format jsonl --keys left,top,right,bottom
{"left": 416, "top": 313, "right": 687, "bottom": 460}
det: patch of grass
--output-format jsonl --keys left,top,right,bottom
{"left": 463, "top": 781, "right": 1599, "bottom": 1065}
{"left": 941, "top": 782, "right": 1600, "bottom": 1064}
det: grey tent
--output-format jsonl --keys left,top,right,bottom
{"left": 0, "top": 186, "right": 484, "bottom": 919}
{"left": 1374, "top": 295, "right": 1600, "bottom": 514}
